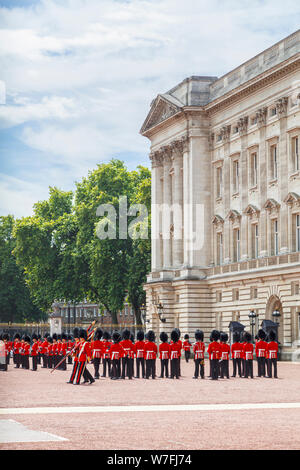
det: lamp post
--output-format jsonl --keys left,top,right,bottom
{"left": 248, "top": 310, "right": 258, "bottom": 343}
{"left": 140, "top": 304, "right": 148, "bottom": 325}
{"left": 157, "top": 303, "right": 166, "bottom": 323}
{"left": 272, "top": 309, "right": 281, "bottom": 341}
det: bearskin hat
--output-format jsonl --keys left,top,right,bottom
{"left": 79, "top": 329, "right": 87, "bottom": 340}
{"left": 24, "top": 335, "right": 31, "bottom": 343}
{"left": 38, "top": 334, "right": 41, "bottom": 340}
{"left": 31, "top": 333, "right": 38, "bottom": 341}
{"left": 52, "top": 333, "right": 57, "bottom": 341}
{"left": 175, "top": 328, "right": 181, "bottom": 338}
{"left": 73, "top": 328, "right": 80, "bottom": 339}
{"left": 195, "top": 329, "right": 204, "bottom": 341}
{"left": 57, "top": 334, "right": 62, "bottom": 341}
{"left": 268, "top": 330, "right": 276, "bottom": 342}
{"left": 171, "top": 329, "right": 179, "bottom": 343}
{"left": 210, "top": 329, "right": 220, "bottom": 342}
{"left": 184, "top": 334, "right": 189, "bottom": 340}
{"left": 61, "top": 333, "right": 67, "bottom": 341}
{"left": 147, "top": 330, "right": 155, "bottom": 342}
{"left": 103, "top": 331, "right": 111, "bottom": 340}
{"left": 47, "top": 336, "right": 53, "bottom": 343}
{"left": 136, "top": 330, "right": 144, "bottom": 341}
{"left": 95, "top": 328, "right": 103, "bottom": 341}
{"left": 122, "top": 328, "right": 131, "bottom": 340}
{"left": 220, "top": 332, "right": 228, "bottom": 343}
{"left": 14, "top": 333, "right": 21, "bottom": 340}
{"left": 232, "top": 331, "right": 240, "bottom": 343}
{"left": 160, "top": 331, "right": 168, "bottom": 343}
{"left": 2, "top": 333, "right": 9, "bottom": 341}
{"left": 130, "top": 333, "right": 135, "bottom": 342}
{"left": 112, "top": 331, "right": 121, "bottom": 343}
{"left": 43, "top": 332, "right": 49, "bottom": 339}
{"left": 258, "top": 329, "right": 266, "bottom": 340}
{"left": 244, "top": 331, "right": 252, "bottom": 342}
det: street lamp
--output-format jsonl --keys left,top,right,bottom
{"left": 157, "top": 303, "right": 166, "bottom": 323}
{"left": 140, "top": 304, "right": 149, "bottom": 325}
{"left": 272, "top": 309, "right": 281, "bottom": 324}
{"left": 248, "top": 310, "right": 258, "bottom": 343}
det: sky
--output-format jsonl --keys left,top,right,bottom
{"left": 0, "top": 0, "right": 299, "bottom": 218}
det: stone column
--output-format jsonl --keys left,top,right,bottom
{"left": 162, "top": 146, "right": 173, "bottom": 268}
{"left": 257, "top": 108, "right": 268, "bottom": 257}
{"left": 171, "top": 139, "right": 184, "bottom": 267}
{"left": 277, "top": 98, "right": 289, "bottom": 254}
{"left": 150, "top": 151, "right": 163, "bottom": 271}
{"left": 239, "top": 117, "right": 249, "bottom": 259}
{"left": 182, "top": 136, "right": 190, "bottom": 267}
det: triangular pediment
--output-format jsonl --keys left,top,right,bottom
{"left": 140, "top": 94, "right": 183, "bottom": 135}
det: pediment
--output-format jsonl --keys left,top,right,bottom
{"left": 244, "top": 204, "right": 260, "bottom": 216}
{"left": 284, "top": 192, "right": 300, "bottom": 205}
{"left": 140, "top": 94, "right": 183, "bottom": 135}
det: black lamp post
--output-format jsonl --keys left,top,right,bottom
{"left": 248, "top": 310, "right": 258, "bottom": 343}
{"left": 157, "top": 303, "right": 166, "bottom": 323}
{"left": 140, "top": 304, "right": 149, "bottom": 325}
{"left": 272, "top": 309, "right": 281, "bottom": 324}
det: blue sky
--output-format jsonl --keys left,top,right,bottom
{"left": 0, "top": 0, "right": 300, "bottom": 217}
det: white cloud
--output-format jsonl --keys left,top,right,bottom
{"left": 0, "top": 0, "right": 300, "bottom": 216}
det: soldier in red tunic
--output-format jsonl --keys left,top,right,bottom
{"left": 231, "top": 331, "right": 242, "bottom": 377}
{"left": 31, "top": 333, "right": 39, "bottom": 371}
{"left": 67, "top": 328, "right": 80, "bottom": 384}
{"left": 120, "top": 328, "right": 134, "bottom": 379}
{"left": 110, "top": 331, "right": 124, "bottom": 380}
{"left": 102, "top": 331, "right": 112, "bottom": 377}
{"left": 23, "top": 335, "right": 31, "bottom": 370}
{"left": 40, "top": 333, "right": 49, "bottom": 368}
{"left": 13, "top": 333, "right": 21, "bottom": 369}
{"left": 219, "top": 332, "right": 230, "bottom": 379}
{"left": 267, "top": 330, "right": 279, "bottom": 378}
{"left": 243, "top": 332, "right": 254, "bottom": 378}
{"left": 135, "top": 330, "right": 145, "bottom": 378}
{"left": 74, "top": 329, "right": 95, "bottom": 385}
{"left": 193, "top": 330, "right": 205, "bottom": 379}
{"left": 255, "top": 329, "right": 268, "bottom": 377}
{"left": 159, "top": 332, "right": 170, "bottom": 378}
{"left": 207, "top": 330, "right": 220, "bottom": 380}
{"left": 170, "top": 330, "right": 181, "bottom": 379}
{"left": 144, "top": 330, "right": 157, "bottom": 379}
{"left": 91, "top": 328, "right": 103, "bottom": 379}
{"left": 183, "top": 334, "right": 192, "bottom": 363}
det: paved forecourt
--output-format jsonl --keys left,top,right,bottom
{"left": 1, "top": 360, "right": 300, "bottom": 450}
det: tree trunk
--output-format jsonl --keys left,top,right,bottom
{"left": 111, "top": 310, "right": 118, "bottom": 327}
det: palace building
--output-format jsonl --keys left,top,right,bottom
{"left": 141, "top": 30, "right": 300, "bottom": 359}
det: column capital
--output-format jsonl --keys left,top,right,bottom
{"left": 275, "top": 96, "right": 288, "bottom": 118}
{"left": 237, "top": 116, "right": 248, "bottom": 136}
{"left": 256, "top": 107, "right": 268, "bottom": 128}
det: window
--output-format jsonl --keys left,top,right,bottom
{"left": 270, "top": 107, "right": 277, "bottom": 117}
{"left": 272, "top": 219, "right": 279, "bottom": 255}
{"left": 270, "top": 144, "right": 278, "bottom": 180}
{"left": 291, "top": 281, "right": 300, "bottom": 296}
{"left": 217, "top": 232, "right": 223, "bottom": 265}
{"left": 292, "top": 136, "right": 299, "bottom": 172}
{"left": 216, "top": 166, "right": 223, "bottom": 198}
{"left": 216, "top": 290, "right": 222, "bottom": 302}
{"left": 251, "top": 287, "right": 258, "bottom": 299}
{"left": 297, "top": 215, "right": 300, "bottom": 251}
{"left": 233, "top": 229, "right": 240, "bottom": 262}
{"left": 251, "top": 224, "right": 259, "bottom": 258}
{"left": 232, "top": 288, "right": 239, "bottom": 301}
{"left": 250, "top": 152, "right": 258, "bottom": 186}
{"left": 232, "top": 160, "right": 239, "bottom": 193}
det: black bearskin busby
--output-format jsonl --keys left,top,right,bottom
{"left": 112, "top": 331, "right": 121, "bottom": 343}
{"left": 210, "top": 329, "right": 220, "bottom": 342}
{"left": 2, "top": 333, "right": 9, "bottom": 341}
{"left": 220, "top": 332, "right": 228, "bottom": 343}
{"left": 258, "top": 329, "right": 266, "bottom": 340}
{"left": 122, "top": 328, "right": 131, "bottom": 340}
{"left": 147, "top": 330, "right": 155, "bottom": 342}
{"left": 95, "top": 328, "right": 103, "bottom": 341}
{"left": 73, "top": 328, "right": 80, "bottom": 339}
{"left": 61, "top": 333, "right": 67, "bottom": 341}
{"left": 268, "top": 330, "right": 276, "bottom": 342}
{"left": 103, "top": 331, "right": 111, "bottom": 340}
{"left": 195, "top": 329, "right": 204, "bottom": 341}
{"left": 47, "top": 336, "right": 53, "bottom": 344}
{"left": 184, "top": 334, "right": 189, "bottom": 340}
{"left": 244, "top": 331, "right": 252, "bottom": 343}
{"left": 79, "top": 329, "right": 87, "bottom": 340}
{"left": 52, "top": 333, "right": 57, "bottom": 341}
{"left": 14, "top": 333, "right": 21, "bottom": 340}
{"left": 171, "top": 329, "right": 179, "bottom": 343}
{"left": 232, "top": 331, "right": 240, "bottom": 343}
{"left": 175, "top": 328, "right": 181, "bottom": 339}
{"left": 130, "top": 333, "right": 135, "bottom": 343}
{"left": 136, "top": 330, "right": 144, "bottom": 341}
{"left": 31, "top": 333, "right": 38, "bottom": 341}
{"left": 24, "top": 335, "right": 31, "bottom": 343}
{"left": 160, "top": 331, "right": 168, "bottom": 343}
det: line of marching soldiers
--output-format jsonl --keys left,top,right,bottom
{"left": 0, "top": 326, "right": 279, "bottom": 381}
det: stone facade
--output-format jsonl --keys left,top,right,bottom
{"left": 141, "top": 30, "right": 300, "bottom": 359}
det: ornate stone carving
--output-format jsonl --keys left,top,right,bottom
{"left": 243, "top": 204, "right": 260, "bottom": 218}
{"left": 275, "top": 97, "right": 288, "bottom": 118}
{"left": 284, "top": 192, "right": 300, "bottom": 207}
{"left": 220, "top": 125, "right": 231, "bottom": 142}
{"left": 149, "top": 150, "right": 163, "bottom": 168}
{"left": 141, "top": 96, "right": 181, "bottom": 134}
{"left": 237, "top": 116, "right": 248, "bottom": 136}
{"left": 256, "top": 107, "right": 268, "bottom": 127}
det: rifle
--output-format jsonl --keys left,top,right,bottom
{"left": 50, "top": 320, "right": 97, "bottom": 374}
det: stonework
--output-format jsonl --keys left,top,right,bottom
{"left": 141, "top": 30, "right": 300, "bottom": 359}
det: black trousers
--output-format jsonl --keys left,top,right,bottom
{"left": 171, "top": 358, "right": 180, "bottom": 378}
{"left": 267, "top": 359, "right": 278, "bottom": 378}
{"left": 136, "top": 358, "right": 145, "bottom": 378}
{"left": 220, "top": 360, "right": 229, "bottom": 378}
{"left": 184, "top": 350, "right": 190, "bottom": 362}
{"left": 14, "top": 353, "right": 20, "bottom": 367}
{"left": 83, "top": 365, "right": 94, "bottom": 383}
{"left": 232, "top": 358, "right": 242, "bottom": 377}
{"left": 257, "top": 357, "right": 266, "bottom": 377}
{"left": 111, "top": 359, "right": 121, "bottom": 379}
{"left": 122, "top": 356, "right": 133, "bottom": 379}
{"left": 210, "top": 359, "right": 219, "bottom": 380}
{"left": 145, "top": 359, "right": 156, "bottom": 379}
{"left": 241, "top": 358, "right": 246, "bottom": 376}
{"left": 69, "top": 361, "right": 79, "bottom": 383}
{"left": 194, "top": 359, "right": 205, "bottom": 378}
{"left": 48, "top": 356, "right": 53, "bottom": 369}
{"left": 32, "top": 356, "right": 38, "bottom": 371}
{"left": 93, "top": 357, "right": 100, "bottom": 378}
{"left": 102, "top": 358, "right": 111, "bottom": 377}
{"left": 41, "top": 354, "right": 48, "bottom": 368}
{"left": 59, "top": 355, "right": 67, "bottom": 370}
{"left": 23, "top": 356, "right": 29, "bottom": 369}
{"left": 244, "top": 359, "right": 253, "bottom": 378}
{"left": 68, "top": 355, "right": 73, "bottom": 364}
{"left": 160, "top": 359, "right": 169, "bottom": 378}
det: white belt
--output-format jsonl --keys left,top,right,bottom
{"left": 111, "top": 352, "right": 119, "bottom": 360}
{"left": 257, "top": 350, "right": 265, "bottom": 357}
{"left": 221, "top": 353, "right": 228, "bottom": 360}
{"left": 195, "top": 351, "right": 204, "bottom": 359}
{"left": 245, "top": 352, "right": 253, "bottom": 360}
{"left": 269, "top": 350, "right": 277, "bottom": 359}
{"left": 161, "top": 351, "right": 169, "bottom": 359}
{"left": 171, "top": 351, "right": 178, "bottom": 359}
{"left": 233, "top": 351, "right": 241, "bottom": 359}
{"left": 146, "top": 351, "right": 155, "bottom": 360}
{"left": 137, "top": 349, "right": 144, "bottom": 358}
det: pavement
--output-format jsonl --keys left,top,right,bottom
{"left": 1, "top": 359, "right": 300, "bottom": 450}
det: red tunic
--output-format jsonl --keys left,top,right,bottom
{"left": 183, "top": 340, "right": 192, "bottom": 351}
{"left": 267, "top": 341, "right": 278, "bottom": 359}
{"left": 120, "top": 339, "right": 134, "bottom": 358}
{"left": 13, "top": 340, "right": 21, "bottom": 354}
{"left": 243, "top": 342, "right": 254, "bottom": 360}
{"left": 255, "top": 340, "right": 268, "bottom": 358}
{"left": 159, "top": 342, "right": 170, "bottom": 360}
{"left": 77, "top": 341, "right": 91, "bottom": 362}
{"left": 144, "top": 341, "right": 157, "bottom": 360}
{"left": 109, "top": 343, "right": 124, "bottom": 361}
{"left": 220, "top": 343, "right": 230, "bottom": 360}
{"left": 31, "top": 342, "right": 39, "bottom": 356}
{"left": 134, "top": 340, "right": 145, "bottom": 359}
{"left": 231, "top": 342, "right": 242, "bottom": 359}
{"left": 170, "top": 341, "right": 181, "bottom": 359}
{"left": 193, "top": 341, "right": 205, "bottom": 360}
{"left": 207, "top": 341, "right": 221, "bottom": 360}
